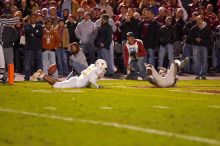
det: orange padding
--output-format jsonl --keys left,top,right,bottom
{"left": 8, "top": 64, "right": 14, "bottom": 85}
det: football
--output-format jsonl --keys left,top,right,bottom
{"left": 48, "top": 64, "right": 57, "bottom": 75}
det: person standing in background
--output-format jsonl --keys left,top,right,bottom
{"left": 189, "top": 15, "right": 211, "bottom": 80}
{"left": 75, "top": 12, "right": 96, "bottom": 64}
{"left": 24, "top": 14, "right": 43, "bottom": 81}
{"left": 95, "top": 14, "right": 114, "bottom": 76}
{"left": 54, "top": 19, "right": 69, "bottom": 76}
{"left": 42, "top": 19, "right": 60, "bottom": 78}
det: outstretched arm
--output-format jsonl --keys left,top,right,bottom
{"left": 89, "top": 76, "right": 102, "bottom": 88}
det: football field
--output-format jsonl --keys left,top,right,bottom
{"left": 0, "top": 80, "right": 220, "bottom": 146}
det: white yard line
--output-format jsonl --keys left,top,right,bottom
{"left": 0, "top": 108, "right": 219, "bottom": 146}
{"left": 209, "top": 105, "right": 220, "bottom": 109}
{"left": 44, "top": 106, "right": 56, "bottom": 110}
{"left": 32, "top": 90, "right": 83, "bottom": 93}
{"left": 32, "top": 90, "right": 53, "bottom": 93}
{"left": 60, "top": 90, "right": 83, "bottom": 93}
{"left": 100, "top": 106, "right": 113, "bottom": 110}
{"left": 169, "top": 90, "right": 218, "bottom": 95}
{"left": 153, "top": 106, "right": 170, "bottom": 109}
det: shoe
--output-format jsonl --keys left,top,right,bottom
{"left": 179, "top": 57, "right": 190, "bottom": 69}
{"left": 146, "top": 68, "right": 152, "bottom": 76}
{"left": 105, "top": 73, "right": 114, "bottom": 77}
{"left": 30, "top": 69, "right": 45, "bottom": 81}
{"left": 195, "top": 76, "right": 201, "bottom": 80}
{"left": 201, "top": 76, "right": 207, "bottom": 80}
{"left": 158, "top": 66, "right": 167, "bottom": 73}
{"left": 1, "top": 76, "right": 7, "bottom": 83}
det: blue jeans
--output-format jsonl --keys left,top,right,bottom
{"left": 72, "top": 61, "right": 87, "bottom": 75}
{"left": 98, "top": 48, "right": 114, "bottom": 74}
{"left": 182, "top": 43, "right": 193, "bottom": 73}
{"left": 216, "top": 47, "right": 220, "bottom": 67}
{"left": 56, "top": 48, "right": 69, "bottom": 75}
{"left": 129, "top": 56, "right": 147, "bottom": 79}
{"left": 159, "top": 44, "right": 174, "bottom": 67}
{"left": 80, "top": 43, "right": 95, "bottom": 64}
{"left": 147, "top": 48, "right": 155, "bottom": 66}
{"left": 193, "top": 45, "right": 208, "bottom": 76}
{"left": 24, "top": 49, "right": 42, "bottom": 81}
{"left": 42, "top": 50, "right": 58, "bottom": 78}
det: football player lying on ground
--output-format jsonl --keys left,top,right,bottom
{"left": 146, "top": 57, "right": 190, "bottom": 88}
{"left": 30, "top": 59, "right": 107, "bottom": 88}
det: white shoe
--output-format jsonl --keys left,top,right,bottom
{"left": 179, "top": 57, "right": 190, "bottom": 69}
{"left": 30, "top": 69, "right": 45, "bottom": 81}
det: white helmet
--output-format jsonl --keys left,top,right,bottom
{"left": 95, "top": 59, "right": 107, "bottom": 70}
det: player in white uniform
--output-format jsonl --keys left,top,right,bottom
{"left": 146, "top": 57, "right": 189, "bottom": 88}
{"left": 31, "top": 59, "right": 107, "bottom": 88}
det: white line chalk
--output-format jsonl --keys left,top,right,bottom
{"left": 153, "top": 106, "right": 170, "bottom": 109}
{"left": 169, "top": 90, "right": 218, "bottom": 95}
{"left": 100, "top": 106, "right": 112, "bottom": 110}
{"left": 209, "top": 105, "right": 220, "bottom": 109}
{"left": 44, "top": 106, "right": 56, "bottom": 110}
{"left": 0, "top": 108, "right": 219, "bottom": 145}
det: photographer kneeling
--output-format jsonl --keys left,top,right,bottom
{"left": 123, "top": 32, "right": 147, "bottom": 80}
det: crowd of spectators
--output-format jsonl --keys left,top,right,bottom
{"left": 0, "top": 0, "right": 220, "bottom": 81}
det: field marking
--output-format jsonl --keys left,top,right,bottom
{"left": 153, "top": 106, "right": 170, "bottom": 109}
{"left": 32, "top": 90, "right": 53, "bottom": 93}
{"left": 169, "top": 90, "right": 218, "bottom": 95}
{"left": 209, "top": 105, "right": 220, "bottom": 109}
{"left": 32, "top": 90, "right": 83, "bottom": 93}
{"left": 0, "top": 108, "right": 220, "bottom": 145}
{"left": 60, "top": 90, "right": 83, "bottom": 93}
{"left": 44, "top": 106, "right": 56, "bottom": 110}
{"left": 100, "top": 106, "right": 113, "bottom": 110}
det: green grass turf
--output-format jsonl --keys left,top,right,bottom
{"left": 0, "top": 80, "right": 220, "bottom": 146}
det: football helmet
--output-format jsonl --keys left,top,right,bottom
{"left": 95, "top": 59, "right": 107, "bottom": 70}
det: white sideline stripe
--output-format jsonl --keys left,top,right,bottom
{"left": 44, "top": 106, "right": 56, "bottom": 110}
{"left": 32, "top": 90, "right": 83, "bottom": 93}
{"left": 209, "top": 106, "right": 220, "bottom": 109}
{"left": 32, "top": 90, "right": 52, "bottom": 93}
{"left": 100, "top": 106, "right": 112, "bottom": 110}
{"left": 169, "top": 90, "right": 218, "bottom": 95}
{"left": 0, "top": 108, "right": 220, "bottom": 146}
{"left": 153, "top": 106, "right": 170, "bottom": 109}
{"left": 60, "top": 90, "right": 83, "bottom": 93}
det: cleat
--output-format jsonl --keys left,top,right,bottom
{"left": 201, "top": 76, "right": 207, "bottom": 80}
{"left": 146, "top": 68, "right": 152, "bottom": 76}
{"left": 158, "top": 66, "right": 167, "bottom": 73}
{"left": 195, "top": 76, "right": 201, "bottom": 80}
{"left": 30, "top": 69, "right": 45, "bottom": 81}
{"left": 179, "top": 57, "right": 190, "bottom": 69}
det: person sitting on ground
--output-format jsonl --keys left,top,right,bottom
{"left": 30, "top": 59, "right": 107, "bottom": 89}
{"left": 67, "top": 42, "right": 88, "bottom": 78}
{"left": 146, "top": 57, "right": 190, "bottom": 88}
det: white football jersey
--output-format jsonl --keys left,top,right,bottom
{"left": 53, "top": 64, "right": 105, "bottom": 88}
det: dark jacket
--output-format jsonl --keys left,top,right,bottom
{"left": 24, "top": 23, "right": 43, "bottom": 50}
{"left": 189, "top": 22, "right": 211, "bottom": 47}
{"left": 95, "top": 22, "right": 113, "bottom": 50}
{"left": 173, "top": 18, "right": 185, "bottom": 42}
{"left": 138, "top": 19, "right": 160, "bottom": 49}
{"left": 66, "top": 21, "right": 79, "bottom": 43}
{"left": 2, "top": 26, "right": 18, "bottom": 48}
{"left": 119, "top": 17, "right": 139, "bottom": 40}
{"left": 159, "top": 25, "right": 175, "bottom": 46}
{"left": 183, "top": 19, "right": 197, "bottom": 44}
